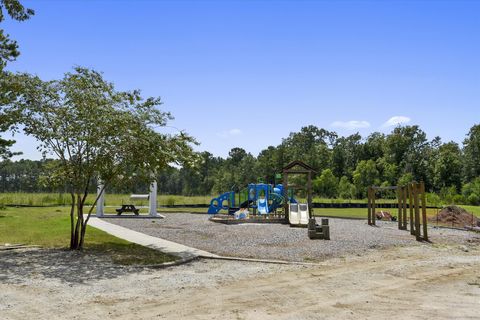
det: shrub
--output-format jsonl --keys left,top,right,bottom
{"left": 467, "top": 193, "right": 480, "bottom": 206}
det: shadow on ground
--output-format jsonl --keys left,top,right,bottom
{"left": 0, "top": 248, "right": 146, "bottom": 284}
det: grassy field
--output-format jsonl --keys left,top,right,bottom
{"left": 0, "top": 206, "right": 176, "bottom": 265}
{"left": 0, "top": 192, "right": 212, "bottom": 207}
{"left": 313, "top": 207, "right": 444, "bottom": 219}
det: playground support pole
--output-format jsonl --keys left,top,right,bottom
{"left": 367, "top": 187, "right": 372, "bottom": 226}
{"left": 413, "top": 183, "right": 421, "bottom": 241}
{"left": 420, "top": 181, "right": 428, "bottom": 241}
{"left": 96, "top": 181, "right": 105, "bottom": 217}
{"left": 409, "top": 184, "right": 415, "bottom": 235}
{"left": 149, "top": 180, "right": 158, "bottom": 217}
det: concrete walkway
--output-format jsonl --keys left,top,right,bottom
{"left": 88, "top": 217, "right": 219, "bottom": 260}
{"left": 88, "top": 217, "right": 321, "bottom": 266}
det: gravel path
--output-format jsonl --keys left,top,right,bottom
{"left": 106, "top": 213, "right": 476, "bottom": 262}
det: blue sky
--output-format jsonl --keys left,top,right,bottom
{"left": 3, "top": 0, "right": 479, "bottom": 160}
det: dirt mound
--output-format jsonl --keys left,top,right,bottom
{"left": 430, "top": 206, "right": 479, "bottom": 227}
{"left": 376, "top": 211, "right": 396, "bottom": 221}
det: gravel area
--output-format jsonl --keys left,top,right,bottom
{"left": 106, "top": 213, "right": 477, "bottom": 262}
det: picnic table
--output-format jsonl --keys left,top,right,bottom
{"left": 116, "top": 204, "right": 140, "bottom": 215}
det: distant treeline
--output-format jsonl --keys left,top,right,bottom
{"left": 1, "top": 124, "right": 480, "bottom": 205}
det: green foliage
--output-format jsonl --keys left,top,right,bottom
{"left": 439, "top": 186, "right": 459, "bottom": 205}
{"left": 0, "top": 0, "right": 35, "bottom": 70}
{"left": 462, "top": 178, "right": 480, "bottom": 205}
{"left": 313, "top": 169, "right": 338, "bottom": 198}
{"left": 353, "top": 160, "right": 379, "bottom": 198}
{"left": 433, "top": 142, "right": 462, "bottom": 191}
{"left": 426, "top": 192, "right": 441, "bottom": 207}
{"left": 397, "top": 172, "right": 414, "bottom": 187}
{"left": 3, "top": 67, "right": 197, "bottom": 249}
{"left": 463, "top": 124, "right": 480, "bottom": 181}
{"left": 337, "top": 176, "right": 356, "bottom": 199}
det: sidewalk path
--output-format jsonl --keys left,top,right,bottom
{"left": 88, "top": 217, "right": 219, "bottom": 260}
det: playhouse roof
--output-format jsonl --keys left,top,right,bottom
{"left": 282, "top": 160, "right": 316, "bottom": 173}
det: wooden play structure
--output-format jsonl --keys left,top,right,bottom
{"left": 368, "top": 181, "right": 428, "bottom": 241}
{"left": 282, "top": 160, "right": 315, "bottom": 225}
{"left": 282, "top": 160, "right": 330, "bottom": 239}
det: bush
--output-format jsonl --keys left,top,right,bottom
{"left": 426, "top": 193, "right": 441, "bottom": 207}
{"left": 452, "top": 194, "right": 465, "bottom": 205}
{"left": 467, "top": 193, "right": 480, "bottom": 206}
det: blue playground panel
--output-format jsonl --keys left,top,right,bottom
{"left": 207, "top": 191, "right": 235, "bottom": 214}
{"left": 207, "top": 183, "right": 295, "bottom": 215}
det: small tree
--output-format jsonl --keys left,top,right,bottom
{"left": 3, "top": 67, "right": 197, "bottom": 250}
{"left": 337, "top": 176, "right": 355, "bottom": 199}
{"left": 313, "top": 169, "right": 338, "bottom": 198}
{"left": 353, "top": 160, "right": 379, "bottom": 198}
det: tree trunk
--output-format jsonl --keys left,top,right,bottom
{"left": 69, "top": 193, "right": 76, "bottom": 249}
{"left": 70, "top": 194, "right": 83, "bottom": 250}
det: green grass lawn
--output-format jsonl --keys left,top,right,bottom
{"left": 0, "top": 206, "right": 177, "bottom": 265}
{"left": 0, "top": 192, "right": 213, "bottom": 207}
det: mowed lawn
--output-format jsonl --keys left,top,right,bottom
{"left": 0, "top": 206, "right": 177, "bottom": 265}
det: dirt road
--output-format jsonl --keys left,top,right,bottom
{"left": 1, "top": 243, "right": 479, "bottom": 319}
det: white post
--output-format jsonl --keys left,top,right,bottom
{"left": 149, "top": 180, "right": 158, "bottom": 217}
{"left": 96, "top": 182, "right": 105, "bottom": 217}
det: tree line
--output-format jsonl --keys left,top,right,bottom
{"left": 2, "top": 124, "right": 480, "bottom": 205}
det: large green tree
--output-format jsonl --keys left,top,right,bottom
{"left": 0, "top": 0, "right": 34, "bottom": 159}
{"left": 0, "top": 0, "right": 34, "bottom": 70}
{"left": 4, "top": 67, "right": 197, "bottom": 250}
{"left": 463, "top": 124, "right": 480, "bottom": 182}
{"left": 353, "top": 160, "right": 379, "bottom": 198}
{"left": 433, "top": 142, "right": 462, "bottom": 191}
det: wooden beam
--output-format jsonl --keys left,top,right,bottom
{"left": 402, "top": 186, "right": 408, "bottom": 230}
{"left": 367, "top": 187, "right": 372, "bottom": 226}
{"left": 420, "top": 181, "right": 428, "bottom": 241}
{"left": 397, "top": 187, "right": 402, "bottom": 230}
{"left": 413, "top": 183, "right": 421, "bottom": 241}
{"left": 408, "top": 183, "right": 415, "bottom": 235}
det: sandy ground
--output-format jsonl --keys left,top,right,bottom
{"left": 1, "top": 237, "right": 480, "bottom": 320}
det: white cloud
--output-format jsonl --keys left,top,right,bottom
{"left": 217, "top": 128, "right": 242, "bottom": 138}
{"left": 229, "top": 128, "right": 242, "bottom": 136}
{"left": 382, "top": 116, "right": 411, "bottom": 128}
{"left": 331, "top": 120, "right": 371, "bottom": 130}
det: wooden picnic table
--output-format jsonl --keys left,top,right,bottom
{"left": 116, "top": 204, "right": 140, "bottom": 215}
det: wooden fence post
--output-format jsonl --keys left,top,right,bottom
{"left": 409, "top": 183, "right": 415, "bottom": 235}
{"left": 420, "top": 181, "right": 428, "bottom": 241}
{"left": 367, "top": 187, "right": 372, "bottom": 225}
{"left": 402, "top": 186, "right": 408, "bottom": 230}
{"left": 413, "top": 182, "right": 421, "bottom": 241}
{"left": 397, "top": 187, "right": 402, "bottom": 230}
{"left": 372, "top": 188, "right": 376, "bottom": 226}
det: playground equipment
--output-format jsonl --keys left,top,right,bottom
{"left": 207, "top": 183, "right": 293, "bottom": 215}
{"left": 368, "top": 181, "right": 428, "bottom": 242}
{"left": 308, "top": 218, "right": 330, "bottom": 240}
{"left": 283, "top": 160, "right": 316, "bottom": 227}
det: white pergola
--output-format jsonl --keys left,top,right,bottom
{"left": 95, "top": 180, "right": 161, "bottom": 217}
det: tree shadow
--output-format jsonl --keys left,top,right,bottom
{"left": 0, "top": 248, "right": 149, "bottom": 285}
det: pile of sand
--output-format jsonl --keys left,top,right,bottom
{"left": 375, "top": 211, "right": 396, "bottom": 221}
{"left": 430, "top": 205, "right": 479, "bottom": 227}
